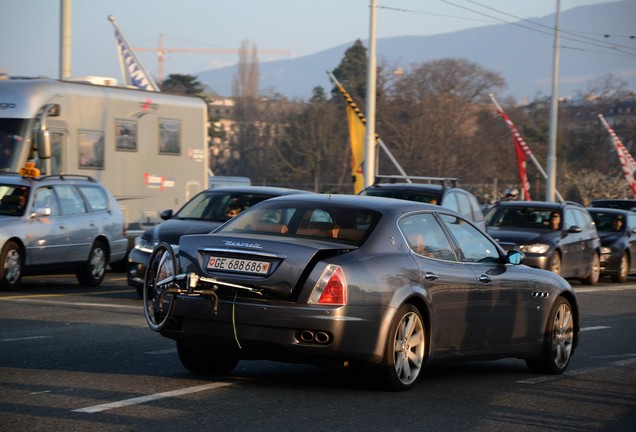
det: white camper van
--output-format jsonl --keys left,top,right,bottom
{"left": 0, "top": 76, "right": 209, "bottom": 255}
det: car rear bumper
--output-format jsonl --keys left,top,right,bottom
{"left": 159, "top": 295, "right": 394, "bottom": 365}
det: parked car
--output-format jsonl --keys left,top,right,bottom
{"left": 142, "top": 194, "right": 579, "bottom": 391}
{"left": 0, "top": 171, "right": 128, "bottom": 290}
{"left": 587, "top": 208, "right": 636, "bottom": 283}
{"left": 484, "top": 200, "right": 601, "bottom": 284}
{"left": 358, "top": 175, "right": 485, "bottom": 230}
{"left": 127, "top": 186, "right": 312, "bottom": 296}
{"left": 590, "top": 199, "right": 636, "bottom": 211}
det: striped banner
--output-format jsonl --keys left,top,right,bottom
{"left": 598, "top": 114, "right": 636, "bottom": 198}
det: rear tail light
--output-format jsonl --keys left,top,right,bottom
{"left": 308, "top": 264, "right": 347, "bottom": 305}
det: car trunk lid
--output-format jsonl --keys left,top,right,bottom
{"left": 177, "top": 233, "right": 357, "bottom": 297}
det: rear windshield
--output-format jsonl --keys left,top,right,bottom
{"left": 485, "top": 206, "right": 556, "bottom": 229}
{"left": 360, "top": 188, "right": 441, "bottom": 204}
{"left": 217, "top": 202, "right": 381, "bottom": 246}
{"left": 175, "top": 191, "right": 280, "bottom": 223}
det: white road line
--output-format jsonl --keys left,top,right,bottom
{"left": 575, "top": 285, "right": 636, "bottom": 293}
{"left": 580, "top": 326, "right": 610, "bottom": 331}
{"left": 145, "top": 348, "right": 177, "bottom": 355}
{"left": 517, "top": 357, "right": 636, "bottom": 384}
{"left": 72, "top": 382, "right": 234, "bottom": 413}
{"left": 5, "top": 298, "right": 139, "bottom": 310}
{"left": 0, "top": 336, "right": 50, "bottom": 342}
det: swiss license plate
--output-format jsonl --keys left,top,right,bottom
{"left": 207, "top": 256, "right": 270, "bottom": 275}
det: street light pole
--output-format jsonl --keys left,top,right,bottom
{"left": 364, "top": 0, "right": 378, "bottom": 188}
{"left": 59, "top": 0, "right": 72, "bottom": 79}
{"left": 546, "top": 0, "right": 561, "bottom": 202}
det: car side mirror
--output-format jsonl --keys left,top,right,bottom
{"left": 507, "top": 249, "right": 525, "bottom": 265}
{"left": 160, "top": 209, "right": 173, "bottom": 220}
{"left": 31, "top": 207, "right": 52, "bottom": 218}
{"left": 567, "top": 225, "right": 582, "bottom": 234}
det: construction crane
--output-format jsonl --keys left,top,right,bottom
{"left": 133, "top": 34, "right": 293, "bottom": 82}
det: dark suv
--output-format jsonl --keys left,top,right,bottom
{"left": 484, "top": 200, "right": 600, "bottom": 284}
{"left": 590, "top": 199, "right": 636, "bottom": 211}
{"left": 358, "top": 176, "right": 485, "bottom": 230}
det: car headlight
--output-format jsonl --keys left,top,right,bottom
{"left": 134, "top": 237, "right": 158, "bottom": 253}
{"left": 519, "top": 243, "right": 550, "bottom": 254}
{"left": 600, "top": 246, "right": 612, "bottom": 255}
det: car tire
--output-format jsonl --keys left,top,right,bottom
{"left": 526, "top": 296, "right": 574, "bottom": 374}
{"left": 581, "top": 252, "right": 600, "bottom": 286}
{"left": 76, "top": 240, "right": 107, "bottom": 287}
{"left": 548, "top": 251, "right": 562, "bottom": 275}
{"left": 177, "top": 340, "right": 239, "bottom": 375}
{"left": 611, "top": 253, "right": 629, "bottom": 283}
{"left": 0, "top": 240, "right": 22, "bottom": 290}
{"left": 377, "top": 303, "right": 426, "bottom": 391}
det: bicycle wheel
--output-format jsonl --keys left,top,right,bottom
{"left": 143, "top": 242, "right": 178, "bottom": 332}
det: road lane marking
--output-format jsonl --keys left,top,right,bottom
{"left": 580, "top": 326, "right": 610, "bottom": 331}
{"left": 0, "top": 298, "right": 140, "bottom": 310}
{"left": 575, "top": 285, "right": 636, "bottom": 293}
{"left": 0, "top": 336, "right": 50, "bottom": 342}
{"left": 72, "top": 382, "right": 234, "bottom": 413}
{"left": 0, "top": 289, "right": 133, "bottom": 300}
{"left": 145, "top": 348, "right": 178, "bottom": 355}
{"left": 517, "top": 357, "right": 636, "bottom": 384}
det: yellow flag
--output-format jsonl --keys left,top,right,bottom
{"left": 346, "top": 103, "right": 366, "bottom": 194}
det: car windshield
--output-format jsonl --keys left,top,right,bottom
{"left": 174, "top": 191, "right": 282, "bottom": 223}
{"left": 589, "top": 212, "right": 626, "bottom": 233}
{"left": 0, "top": 119, "right": 29, "bottom": 172}
{"left": 218, "top": 202, "right": 381, "bottom": 246}
{"left": 360, "top": 189, "right": 441, "bottom": 204}
{"left": 485, "top": 206, "right": 557, "bottom": 229}
{"left": 0, "top": 183, "right": 30, "bottom": 216}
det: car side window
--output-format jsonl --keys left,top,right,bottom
{"left": 563, "top": 209, "right": 577, "bottom": 230}
{"left": 55, "top": 185, "right": 87, "bottom": 215}
{"left": 33, "top": 187, "right": 60, "bottom": 216}
{"left": 398, "top": 213, "right": 457, "bottom": 261}
{"left": 439, "top": 213, "right": 500, "bottom": 263}
{"left": 573, "top": 208, "right": 593, "bottom": 230}
{"left": 77, "top": 185, "right": 109, "bottom": 212}
{"left": 629, "top": 214, "right": 636, "bottom": 233}
{"left": 441, "top": 192, "right": 459, "bottom": 213}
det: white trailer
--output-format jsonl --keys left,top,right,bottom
{"left": 0, "top": 76, "right": 209, "bottom": 244}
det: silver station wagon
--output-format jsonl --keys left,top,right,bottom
{"left": 143, "top": 194, "right": 579, "bottom": 391}
{"left": 0, "top": 171, "right": 128, "bottom": 289}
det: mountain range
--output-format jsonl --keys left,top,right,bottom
{"left": 197, "top": 0, "right": 636, "bottom": 102}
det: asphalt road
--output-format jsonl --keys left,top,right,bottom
{"left": 0, "top": 273, "right": 634, "bottom": 432}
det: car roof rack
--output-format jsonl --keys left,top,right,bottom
{"left": 373, "top": 175, "right": 459, "bottom": 188}
{"left": 36, "top": 174, "right": 98, "bottom": 183}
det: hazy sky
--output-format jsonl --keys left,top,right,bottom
{"left": 0, "top": 0, "right": 620, "bottom": 82}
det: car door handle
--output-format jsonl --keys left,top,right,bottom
{"left": 424, "top": 272, "right": 439, "bottom": 281}
{"left": 479, "top": 275, "right": 492, "bottom": 283}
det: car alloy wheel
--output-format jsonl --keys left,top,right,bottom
{"left": 612, "top": 253, "right": 629, "bottom": 283}
{"left": 380, "top": 304, "right": 426, "bottom": 390}
{"left": 526, "top": 297, "right": 574, "bottom": 374}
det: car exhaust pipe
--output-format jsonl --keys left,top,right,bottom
{"left": 314, "top": 331, "right": 330, "bottom": 344}
{"left": 300, "top": 330, "right": 315, "bottom": 342}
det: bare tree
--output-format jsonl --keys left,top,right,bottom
{"left": 232, "top": 39, "right": 260, "bottom": 100}
{"left": 378, "top": 58, "right": 506, "bottom": 179}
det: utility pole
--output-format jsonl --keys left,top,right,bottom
{"left": 59, "top": 0, "right": 72, "bottom": 79}
{"left": 546, "top": 0, "right": 561, "bottom": 202}
{"left": 363, "top": 0, "right": 377, "bottom": 188}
